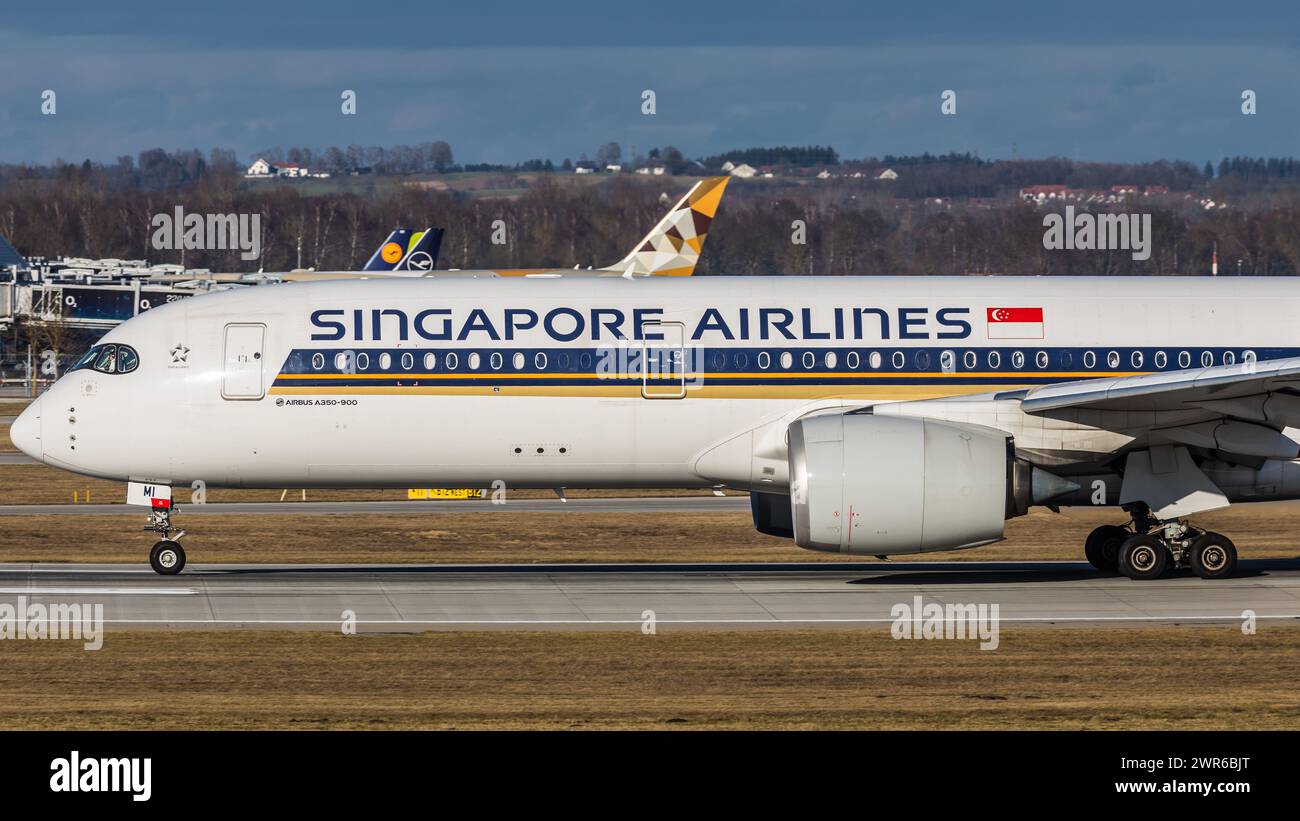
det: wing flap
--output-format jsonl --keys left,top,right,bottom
{"left": 1021, "top": 356, "right": 1300, "bottom": 414}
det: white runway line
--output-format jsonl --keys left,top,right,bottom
{"left": 95, "top": 614, "right": 1300, "bottom": 626}
{"left": 0, "top": 587, "right": 198, "bottom": 596}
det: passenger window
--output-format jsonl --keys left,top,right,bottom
{"left": 780, "top": 352, "right": 793, "bottom": 369}
{"left": 1012, "top": 351, "right": 1025, "bottom": 369}
{"left": 1035, "top": 350, "right": 1049, "bottom": 369}
{"left": 1178, "top": 351, "right": 1191, "bottom": 368}
{"left": 869, "top": 351, "right": 882, "bottom": 369}
{"left": 1201, "top": 351, "right": 1213, "bottom": 368}
{"left": 1107, "top": 351, "right": 1120, "bottom": 369}
{"left": 312, "top": 353, "right": 325, "bottom": 371}
{"left": 1223, "top": 351, "right": 1235, "bottom": 365}
{"left": 963, "top": 350, "right": 977, "bottom": 370}
{"left": 846, "top": 351, "right": 860, "bottom": 369}
{"left": 801, "top": 351, "right": 814, "bottom": 369}
{"left": 1084, "top": 351, "right": 1096, "bottom": 369}
{"left": 891, "top": 351, "right": 905, "bottom": 369}
{"left": 915, "top": 350, "right": 931, "bottom": 370}
{"left": 824, "top": 351, "right": 837, "bottom": 369}
{"left": 988, "top": 350, "right": 1001, "bottom": 369}
{"left": 1154, "top": 351, "right": 1167, "bottom": 369}
{"left": 1130, "top": 351, "right": 1143, "bottom": 369}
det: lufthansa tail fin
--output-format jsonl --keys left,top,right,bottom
{"left": 363, "top": 230, "right": 415, "bottom": 271}
{"left": 599, "top": 176, "right": 729, "bottom": 277}
{"left": 362, "top": 228, "right": 445, "bottom": 272}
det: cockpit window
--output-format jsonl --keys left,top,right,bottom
{"left": 93, "top": 345, "right": 117, "bottom": 373}
{"left": 72, "top": 346, "right": 100, "bottom": 371}
{"left": 71, "top": 343, "right": 140, "bottom": 374}
{"left": 116, "top": 346, "right": 139, "bottom": 373}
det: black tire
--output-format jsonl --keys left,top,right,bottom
{"left": 1084, "top": 525, "right": 1129, "bottom": 572}
{"left": 149, "top": 540, "right": 186, "bottom": 575}
{"left": 1190, "top": 533, "right": 1237, "bottom": 580}
{"left": 1118, "top": 534, "right": 1169, "bottom": 580}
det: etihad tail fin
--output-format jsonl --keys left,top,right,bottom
{"left": 599, "top": 176, "right": 728, "bottom": 276}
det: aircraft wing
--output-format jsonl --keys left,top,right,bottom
{"left": 1020, "top": 356, "right": 1300, "bottom": 415}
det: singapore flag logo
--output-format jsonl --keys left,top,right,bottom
{"left": 987, "top": 307, "right": 1044, "bottom": 339}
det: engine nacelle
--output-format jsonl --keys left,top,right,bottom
{"left": 787, "top": 413, "right": 1031, "bottom": 555}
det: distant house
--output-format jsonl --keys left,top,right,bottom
{"left": 720, "top": 161, "right": 737, "bottom": 172}
{"left": 277, "top": 162, "right": 308, "bottom": 178}
{"left": 874, "top": 167, "right": 899, "bottom": 181}
{"left": 728, "top": 163, "right": 758, "bottom": 179}
{"left": 1144, "top": 185, "right": 1170, "bottom": 196}
{"left": 605, "top": 164, "right": 623, "bottom": 173}
{"left": 816, "top": 169, "right": 832, "bottom": 179}
{"left": 1020, "top": 184, "right": 1069, "bottom": 202}
{"left": 758, "top": 165, "right": 779, "bottom": 178}
{"left": 245, "top": 158, "right": 275, "bottom": 178}
{"left": 574, "top": 160, "right": 597, "bottom": 174}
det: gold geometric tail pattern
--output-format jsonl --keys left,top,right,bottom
{"left": 600, "top": 176, "right": 729, "bottom": 276}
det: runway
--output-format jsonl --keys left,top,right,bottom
{"left": 0, "top": 453, "right": 36, "bottom": 465}
{"left": 0, "top": 495, "right": 751, "bottom": 516}
{"left": 2, "top": 559, "right": 1298, "bottom": 632}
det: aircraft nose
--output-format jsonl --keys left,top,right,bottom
{"left": 9, "top": 397, "right": 41, "bottom": 460}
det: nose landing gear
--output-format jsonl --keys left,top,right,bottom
{"left": 144, "top": 503, "right": 186, "bottom": 575}
{"left": 1084, "top": 504, "right": 1237, "bottom": 580}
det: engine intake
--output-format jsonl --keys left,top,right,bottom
{"left": 786, "top": 413, "right": 1065, "bottom": 555}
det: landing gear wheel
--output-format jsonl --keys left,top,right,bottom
{"left": 149, "top": 540, "right": 186, "bottom": 575}
{"left": 1118, "top": 534, "right": 1169, "bottom": 580}
{"left": 1084, "top": 525, "right": 1129, "bottom": 572}
{"left": 1190, "top": 533, "right": 1237, "bottom": 580}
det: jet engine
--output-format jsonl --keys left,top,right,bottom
{"left": 781, "top": 412, "right": 1075, "bottom": 555}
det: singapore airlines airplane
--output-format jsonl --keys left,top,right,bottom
{"left": 11, "top": 237, "right": 1300, "bottom": 580}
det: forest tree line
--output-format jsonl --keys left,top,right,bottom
{"left": 3, "top": 174, "right": 1300, "bottom": 276}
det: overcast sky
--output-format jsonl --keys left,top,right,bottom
{"left": 0, "top": 1, "right": 1296, "bottom": 166}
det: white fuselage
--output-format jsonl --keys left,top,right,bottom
{"left": 15, "top": 275, "right": 1300, "bottom": 502}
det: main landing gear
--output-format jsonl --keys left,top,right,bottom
{"left": 144, "top": 503, "right": 186, "bottom": 575}
{"left": 1084, "top": 504, "right": 1237, "bottom": 580}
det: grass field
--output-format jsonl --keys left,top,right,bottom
{"left": 1, "top": 627, "right": 1296, "bottom": 729}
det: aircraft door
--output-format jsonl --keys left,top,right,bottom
{"left": 641, "top": 320, "right": 687, "bottom": 399}
{"left": 221, "top": 323, "right": 266, "bottom": 400}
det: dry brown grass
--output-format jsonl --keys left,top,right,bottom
{"left": 1, "top": 627, "right": 1297, "bottom": 729}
